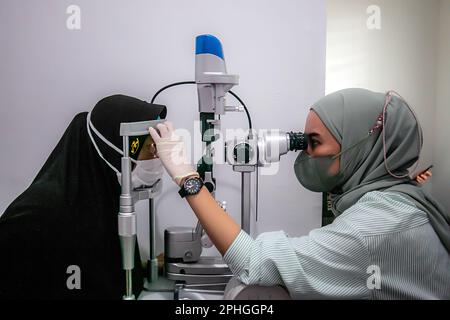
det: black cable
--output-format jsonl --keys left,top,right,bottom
{"left": 150, "top": 81, "right": 195, "bottom": 104}
{"left": 228, "top": 90, "right": 252, "bottom": 132}
{"left": 150, "top": 81, "right": 252, "bottom": 132}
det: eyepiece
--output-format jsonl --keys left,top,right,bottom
{"left": 288, "top": 132, "right": 308, "bottom": 151}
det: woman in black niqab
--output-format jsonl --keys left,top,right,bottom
{"left": 0, "top": 94, "right": 166, "bottom": 299}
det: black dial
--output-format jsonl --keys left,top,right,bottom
{"left": 184, "top": 177, "right": 203, "bottom": 195}
{"left": 179, "top": 176, "right": 204, "bottom": 198}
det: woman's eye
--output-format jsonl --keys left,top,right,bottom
{"left": 311, "top": 140, "right": 320, "bottom": 148}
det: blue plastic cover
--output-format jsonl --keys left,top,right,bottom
{"left": 195, "top": 34, "right": 224, "bottom": 59}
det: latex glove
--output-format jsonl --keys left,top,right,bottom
{"left": 148, "top": 121, "right": 198, "bottom": 186}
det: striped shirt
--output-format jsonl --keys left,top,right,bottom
{"left": 223, "top": 191, "right": 450, "bottom": 299}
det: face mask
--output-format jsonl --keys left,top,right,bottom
{"left": 294, "top": 152, "right": 344, "bottom": 192}
{"left": 117, "top": 159, "right": 163, "bottom": 188}
{"left": 86, "top": 111, "right": 161, "bottom": 189}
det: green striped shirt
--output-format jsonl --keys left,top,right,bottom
{"left": 223, "top": 191, "right": 450, "bottom": 299}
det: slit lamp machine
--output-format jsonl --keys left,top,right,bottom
{"left": 117, "top": 34, "right": 308, "bottom": 300}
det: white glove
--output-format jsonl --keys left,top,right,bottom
{"left": 148, "top": 121, "right": 198, "bottom": 186}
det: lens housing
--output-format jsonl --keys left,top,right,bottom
{"left": 288, "top": 132, "right": 308, "bottom": 151}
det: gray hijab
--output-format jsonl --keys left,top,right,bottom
{"left": 311, "top": 88, "right": 450, "bottom": 253}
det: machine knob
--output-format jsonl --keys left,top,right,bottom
{"left": 233, "top": 143, "right": 253, "bottom": 165}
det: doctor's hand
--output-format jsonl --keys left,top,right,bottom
{"left": 148, "top": 122, "right": 198, "bottom": 186}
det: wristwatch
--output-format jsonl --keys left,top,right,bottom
{"left": 178, "top": 175, "right": 204, "bottom": 198}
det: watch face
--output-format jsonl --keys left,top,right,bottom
{"left": 184, "top": 178, "right": 202, "bottom": 195}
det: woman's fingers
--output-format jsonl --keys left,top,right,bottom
{"left": 416, "top": 169, "right": 433, "bottom": 184}
{"left": 419, "top": 171, "right": 432, "bottom": 180}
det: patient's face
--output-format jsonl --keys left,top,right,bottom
{"left": 304, "top": 110, "right": 341, "bottom": 175}
{"left": 137, "top": 136, "right": 158, "bottom": 160}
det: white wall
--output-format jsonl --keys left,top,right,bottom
{"left": 0, "top": 0, "right": 327, "bottom": 260}
{"left": 326, "top": 0, "right": 444, "bottom": 199}
{"left": 434, "top": 0, "right": 450, "bottom": 211}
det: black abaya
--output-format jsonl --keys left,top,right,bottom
{"left": 0, "top": 95, "right": 166, "bottom": 299}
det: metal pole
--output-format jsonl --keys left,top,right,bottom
{"left": 119, "top": 135, "right": 136, "bottom": 300}
{"left": 241, "top": 172, "right": 251, "bottom": 233}
{"left": 148, "top": 198, "right": 158, "bottom": 283}
{"left": 125, "top": 270, "right": 133, "bottom": 299}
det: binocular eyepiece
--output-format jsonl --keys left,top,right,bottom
{"left": 287, "top": 131, "right": 309, "bottom": 152}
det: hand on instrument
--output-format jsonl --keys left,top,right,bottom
{"left": 148, "top": 122, "right": 198, "bottom": 186}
